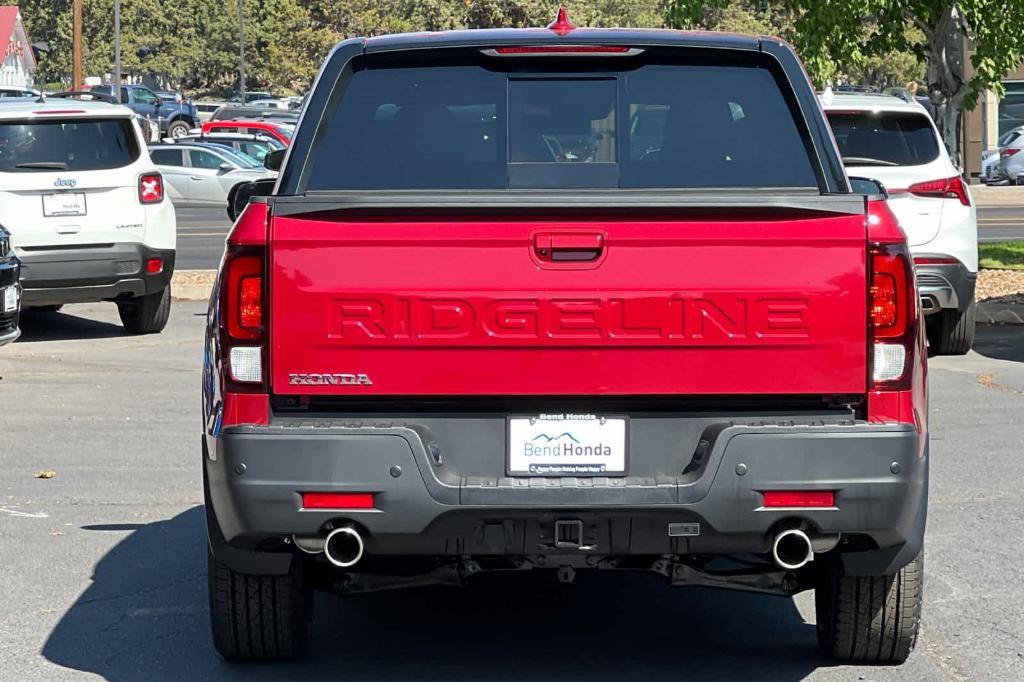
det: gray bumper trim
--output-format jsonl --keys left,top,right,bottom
{"left": 18, "top": 243, "right": 174, "bottom": 306}
{"left": 915, "top": 259, "right": 976, "bottom": 315}
{"left": 206, "top": 422, "right": 926, "bottom": 572}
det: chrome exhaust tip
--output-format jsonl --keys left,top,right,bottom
{"left": 323, "top": 526, "right": 365, "bottom": 568}
{"left": 771, "top": 528, "right": 814, "bottom": 570}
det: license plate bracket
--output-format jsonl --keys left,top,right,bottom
{"left": 42, "top": 192, "right": 87, "bottom": 217}
{"left": 507, "top": 414, "right": 628, "bottom": 476}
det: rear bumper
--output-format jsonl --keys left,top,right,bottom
{"left": 915, "top": 259, "right": 976, "bottom": 315}
{"left": 206, "top": 421, "right": 927, "bottom": 577}
{"left": 17, "top": 243, "right": 175, "bottom": 306}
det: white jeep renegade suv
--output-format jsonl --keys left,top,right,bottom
{"left": 0, "top": 96, "right": 176, "bottom": 333}
{"left": 820, "top": 91, "right": 978, "bottom": 355}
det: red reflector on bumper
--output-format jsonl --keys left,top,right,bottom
{"left": 146, "top": 257, "right": 163, "bottom": 274}
{"left": 302, "top": 493, "right": 374, "bottom": 510}
{"left": 762, "top": 491, "right": 835, "bottom": 508}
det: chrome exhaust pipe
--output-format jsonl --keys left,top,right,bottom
{"left": 771, "top": 528, "right": 814, "bottom": 570}
{"left": 323, "top": 526, "right": 365, "bottom": 568}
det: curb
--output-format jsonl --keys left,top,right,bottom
{"left": 977, "top": 302, "right": 1024, "bottom": 325}
{"left": 971, "top": 185, "right": 1024, "bottom": 209}
{"left": 171, "top": 270, "right": 216, "bottom": 302}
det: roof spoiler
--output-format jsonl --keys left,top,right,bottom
{"left": 49, "top": 90, "right": 119, "bottom": 105}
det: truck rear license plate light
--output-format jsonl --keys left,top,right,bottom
{"left": 302, "top": 492, "right": 375, "bottom": 510}
{"left": 762, "top": 491, "right": 835, "bottom": 508}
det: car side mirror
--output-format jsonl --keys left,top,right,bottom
{"left": 848, "top": 176, "right": 888, "bottom": 199}
{"left": 227, "top": 178, "right": 276, "bottom": 222}
{"left": 264, "top": 149, "right": 284, "bottom": 172}
{"left": 218, "top": 163, "right": 233, "bottom": 174}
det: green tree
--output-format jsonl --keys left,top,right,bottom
{"left": 667, "top": 0, "right": 1024, "bottom": 164}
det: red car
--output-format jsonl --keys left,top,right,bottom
{"left": 203, "top": 10, "right": 927, "bottom": 665}
{"left": 200, "top": 119, "right": 292, "bottom": 145}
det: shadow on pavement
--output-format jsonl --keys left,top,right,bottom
{"left": 43, "top": 507, "right": 826, "bottom": 681}
{"left": 972, "top": 325, "right": 1024, "bottom": 363}
{"left": 16, "top": 309, "right": 126, "bottom": 342}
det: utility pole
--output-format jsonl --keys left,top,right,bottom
{"left": 72, "top": 0, "right": 83, "bottom": 89}
{"left": 238, "top": 0, "right": 246, "bottom": 103}
{"left": 114, "top": 0, "right": 121, "bottom": 102}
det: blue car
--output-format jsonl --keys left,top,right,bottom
{"left": 91, "top": 85, "right": 198, "bottom": 138}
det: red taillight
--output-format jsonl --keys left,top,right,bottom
{"left": 908, "top": 176, "right": 970, "bottom": 206}
{"left": 867, "top": 201, "right": 918, "bottom": 390}
{"left": 146, "top": 257, "right": 163, "bottom": 274}
{"left": 239, "top": 276, "right": 262, "bottom": 329}
{"left": 1001, "top": 148, "right": 1020, "bottom": 158}
{"left": 139, "top": 173, "right": 163, "bottom": 204}
{"left": 870, "top": 250, "right": 908, "bottom": 338}
{"left": 302, "top": 493, "right": 375, "bottom": 510}
{"left": 913, "top": 256, "right": 959, "bottom": 266}
{"left": 762, "top": 491, "right": 835, "bottom": 508}
{"left": 225, "top": 253, "right": 262, "bottom": 341}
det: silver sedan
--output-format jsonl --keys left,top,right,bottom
{"left": 147, "top": 143, "right": 275, "bottom": 207}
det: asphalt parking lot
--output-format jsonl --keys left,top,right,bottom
{"left": 1, "top": 302, "right": 1023, "bottom": 681}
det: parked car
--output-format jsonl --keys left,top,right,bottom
{"left": 149, "top": 141, "right": 274, "bottom": 207}
{"left": 227, "top": 91, "right": 274, "bottom": 104}
{"left": 821, "top": 90, "right": 978, "bottom": 355}
{"left": 194, "top": 101, "right": 227, "bottom": 123}
{"left": 155, "top": 89, "right": 187, "bottom": 105}
{"left": 995, "top": 128, "right": 1024, "bottom": 185}
{"left": 91, "top": 84, "right": 199, "bottom": 138}
{"left": 204, "top": 20, "right": 928, "bottom": 665}
{"left": 175, "top": 132, "right": 284, "bottom": 162}
{"left": 0, "top": 225, "right": 20, "bottom": 345}
{"left": 248, "top": 98, "right": 293, "bottom": 110}
{"left": 209, "top": 105, "right": 299, "bottom": 125}
{"left": 0, "top": 85, "right": 39, "bottom": 100}
{"left": 980, "top": 127, "right": 1024, "bottom": 184}
{"left": 202, "top": 119, "right": 292, "bottom": 145}
{"left": 0, "top": 97, "right": 175, "bottom": 333}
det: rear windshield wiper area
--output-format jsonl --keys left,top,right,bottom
{"left": 14, "top": 161, "right": 68, "bottom": 170}
{"left": 841, "top": 156, "right": 898, "bottom": 167}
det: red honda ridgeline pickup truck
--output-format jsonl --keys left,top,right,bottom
{"left": 202, "top": 16, "right": 928, "bottom": 665}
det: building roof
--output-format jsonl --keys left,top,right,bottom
{"left": 0, "top": 6, "right": 36, "bottom": 70}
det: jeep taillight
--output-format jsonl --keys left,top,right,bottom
{"left": 139, "top": 173, "right": 163, "bottom": 204}
{"left": 867, "top": 201, "right": 919, "bottom": 390}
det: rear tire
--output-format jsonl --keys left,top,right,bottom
{"left": 117, "top": 286, "right": 170, "bottom": 334}
{"left": 815, "top": 551, "right": 923, "bottom": 664}
{"left": 208, "top": 547, "right": 311, "bottom": 662}
{"left": 927, "top": 301, "right": 975, "bottom": 356}
{"left": 166, "top": 119, "right": 191, "bottom": 138}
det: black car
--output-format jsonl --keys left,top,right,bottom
{"left": 0, "top": 226, "right": 21, "bottom": 346}
{"left": 209, "top": 105, "right": 299, "bottom": 124}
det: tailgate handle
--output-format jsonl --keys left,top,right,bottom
{"left": 535, "top": 233, "right": 604, "bottom": 262}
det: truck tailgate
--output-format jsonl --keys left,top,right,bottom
{"left": 270, "top": 211, "right": 867, "bottom": 396}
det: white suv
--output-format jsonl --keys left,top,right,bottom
{"left": 820, "top": 91, "right": 978, "bottom": 355}
{"left": 0, "top": 96, "right": 176, "bottom": 333}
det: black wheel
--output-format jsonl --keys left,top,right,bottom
{"left": 28, "top": 304, "right": 63, "bottom": 313}
{"left": 927, "top": 301, "right": 975, "bottom": 356}
{"left": 815, "top": 551, "right": 922, "bottom": 664}
{"left": 208, "top": 547, "right": 312, "bottom": 662}
{"left": 166, "top": 119, "right": 192, "bottom": 138}
{"left": 117, "top": 286, "right": 171, "bottom": 334}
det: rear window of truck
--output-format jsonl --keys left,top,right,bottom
{"left": 304, "top": 54, "right": 819, "bottom": 191}
{"left": 826, "top": 111, "right": 941, "bottom": 166}
{"left": 0, "top": 118, "right": 140, "bottom": 172}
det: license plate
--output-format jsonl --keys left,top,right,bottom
{"left": 2, "top": 286, "right": 16, "bottom": 313}
{"left": 507, "top": 414, "right": 627, "bottom": 476}
{"left": 42, "top": 192, "right": 87, "bottom": 217}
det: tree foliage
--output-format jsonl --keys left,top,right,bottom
{"left": 3, "top": 0, "right": 668, "bottom": 93}
{"left": 667, "top": 0, "right": 1024, "bottom": 162}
